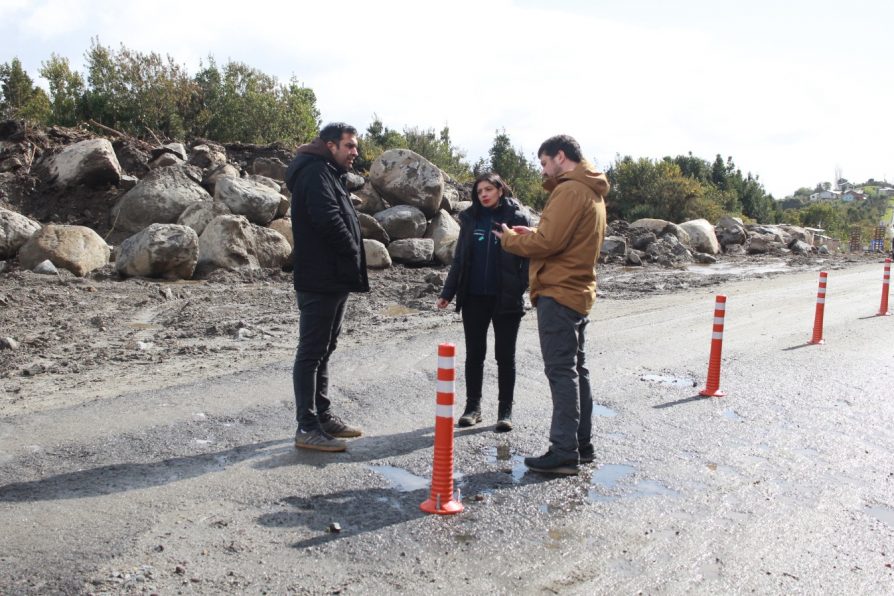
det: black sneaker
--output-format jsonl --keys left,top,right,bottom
{"left": 524, "top": 450, "right": 579, "bottom": 475}
{"left": 320, "top": 415, "right": 362, "bottom": 438}
{"left": 294, "top": 429, "right": 346, "bottom": 452}
{"left": 457, "top": 407, "right": 481, "bottom": 427}
{"left": 579, "top": 443, "right": 595, "bottom": 464}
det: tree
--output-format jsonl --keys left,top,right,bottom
{"left": 477, "top": 130, "right": 546, "bottom": 209}
{"left": 0, "top": 57, "right": 51, "bottom": 123}
{"left": 39, "top": 54, "right": 86, "bottom": 126}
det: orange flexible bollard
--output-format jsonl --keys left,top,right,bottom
{"left": 420, "top": 343, "right": 463, "bottom": 515}
{"left": 699, "top": 295, "right": 727, "bottom": 397}
{"left": 877, "top": 258, "right": 891, "bottom": 316}
{"left": 808, "top": 271, "right": 828, "bottom": 345}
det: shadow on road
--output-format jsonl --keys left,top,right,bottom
{"left": 652, "top": 395, "right": 712, "bottom": 409}
{"left": 0, "top": 439, "right": 287, "bottom": 502}
{"left": 254, "top": 425, "right": 493, "bottom": 470}
{"left": 258, "top": 470, "right": 560, "bottom": 549}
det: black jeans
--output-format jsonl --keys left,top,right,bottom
{"left": 461, "top": 294, "right": 523, "bottom": 408}
{"left": 293, "top": 291, "right": 349, "bottom": 431}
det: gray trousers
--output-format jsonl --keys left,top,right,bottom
{"left": 536, "top": 296, "right": 593, "bottom": 460}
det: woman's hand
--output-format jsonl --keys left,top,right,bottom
{"left": 436, "top": 297, "right": 450, "bottom": 309}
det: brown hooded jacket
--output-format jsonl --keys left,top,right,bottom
{"left": 500, "top": 160, "right": 608, "bottom": 315}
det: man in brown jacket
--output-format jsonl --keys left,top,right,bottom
{"left": 497, "top": 134, "right": 607, "bottom": 474}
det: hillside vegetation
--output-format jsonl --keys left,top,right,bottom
{"left": 1, "top": 41, "right": 889, "bottom": 241}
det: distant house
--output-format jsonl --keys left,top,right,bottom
{"left": 809, "top": 190, "right": 841, "bottom": 201}
{"left": 878, "top": 187, "right": 894, "bottom": 197}
{"left": 841, "top": 190, "right": 867, "bottom": 202}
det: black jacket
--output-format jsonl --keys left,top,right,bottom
{"left": 441, "top": 197, "right": 531, "bottom": 314}
{"left": 285, "top": 141, "right": 369, "bottom": 293}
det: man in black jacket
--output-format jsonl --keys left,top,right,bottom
{"left": 285, "top": 122, "right": 369, "bottom": 452}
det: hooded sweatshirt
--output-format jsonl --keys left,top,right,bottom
{"left": 500, "top": 160, "right": 608, "bottom": 315}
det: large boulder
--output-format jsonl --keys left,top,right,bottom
{"left": 780, "top": 225, "right": 814, "bottom": 247}
{"left": 387, "top": 238, "right": 434, "bottom": 264}
{"left": 745, "top": 232, "right": 781, "bottom": 254}
{"left": 358, "top": 212, "right": 390, "bottom": 244}
{"left": 198, "top": 215, "right": 290, "bottom": 272}
{"left": 202, "top": 164, "right": 241, "bottom": 195}
{"left": 251, "top": 157, "right": 287, "bottom": 181}
{"left": 268, "top": 218, "right": 293, "bottom": 249}
{"left": 423, "top": 209, "right": 460, "bottom": 259}
{"left": 17, "top": 224, "right": 109, "bottom": 276}
{"left": 373, "top": 205, "right": 427, "bottom": 240}
{"left": 115, "top": 223, "right": 199, "bottom": 280}
{"left": 435, "top": 239, "right": 457, "bottom": 266}
{"left": 177, "top": 201, "right": 232, "bottom": 236}
{"left": 37, "top": 138, "right": 121, "bottom": 188}
{"left": 369, "top": 149, "right": 444, "bottom": 217}
{"left": 354, "top": 182, "right": 390, "bottom": 215}
{"left": 0, "top": 208, "right": 40, "bottom": 258}
{"left": 679, "top": 219, "right": 721, "bottom": 255}
{"left": 715, "top": 215, "right": 747, "bottom": 247}
{"left": 601, "top": 235, "right": 627, "bottom": 257}
{"left": 363, "top": 239, "right": 392, "bottom": 269}
{"left": 188, "top": 144, "right": 228, "bottom": 171}
{"left": 214, "top": 176, "right": 281, "bottom": 225}
{"left": 111, "top": 165, "right": 212, "bottom": 234}
{"left": 630, "top": 218, "right": 691, "bottom": 246}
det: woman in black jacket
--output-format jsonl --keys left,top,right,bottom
{"left": 436, "top": 172, "right": 531, "bottom": 431}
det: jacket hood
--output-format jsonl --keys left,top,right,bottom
{"left": 543, "top": 160, "right": 610, "bottom": 197}
{"left": 462, "top": 194, "right": 524, "bottom": 224}
{"left": 285, "top": 138, "right": 336, "bottom": 192}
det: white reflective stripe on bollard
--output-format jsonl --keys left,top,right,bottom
{"left": 436, "top": 380, "right": 454, "bottom": 393}
{"left": 435, "top": 404, "right": 454, "bottom": 419}
{"left": 437, "top": 356, "right": 454, "bottom": 369}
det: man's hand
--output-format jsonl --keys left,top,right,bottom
{"left": 511, "top": 225, "right": 533, "bottom": 235}
{"left": 436, "top": 297, "right": 450, "bottom": 309}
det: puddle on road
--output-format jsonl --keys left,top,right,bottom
{"left": 369, "top": 465, "right": 429, "bottom": 492}
{"left": 633, "top": 480, "right": 679, "bottom": 498}
{"left": 721, "top": 408, "right": 742, "bottom": 422}
{"left": 485, "top": 446, "right": 527, "bottom": 483}
{"left": 685, "top": 260, "right": 790, "bottom": 276}
{"left": 380, "top": 304, "right": 419, "bottom": 317}
{"left": 640, "top": 373, "right": 697, "bottom": 388}
{"left": 865, "top": 505, "right": 894, "bottom": 527}
{"left": 593, "top": 404, "right": 617, "bottom": 417}
{"left": 591, "top": 464, "right": 636, "bottom": 489}
{"left": 588, "top": 464, "right": 678, "bottom": 502}
{"left": 588, "top": 464, "right": 635, "bottom": 502}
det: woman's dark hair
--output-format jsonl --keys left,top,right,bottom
{"left": 472, "top": 172, "right": 513, "bottom": 206}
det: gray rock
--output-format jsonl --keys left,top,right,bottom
{"left": 251, "top": 157, "right": 287, "bottom": 181}
{"left": 33, "top": 259, "right": 58, "bottom": 275}
{"left": 149, "top": 152, "right": 184, "bottom": 169}
{"left": 789, "top": 240, "right": 813, "bottom": 255}
{"left": 435, "top": 239, "right": 457, "bottom": 266}
{"left": 693, "top": 252, "right": 717, "bottom": 264}
{"left": 387, "top": 238, "right": 434, "bottom": 264}
{"left": 424, "top": 210, "right": 460, "bottom": 262}
{"left": 0, "top": 337, "right": 19, "bottom": 350}
{"left": 625, "top": 251, "right": 642, "bottom": 266}
{"left": 358, "top": 213, "right": 390, "bottom": 244}
{"left": 354, "top": 182, "right": 390, "bottom": 215}
{"left": 679, "top": 218, "right": 721, "bottom": 254}
{"left": 116, "top": 223, "right": 199, "bottom": 280}
{"left": 214, "top": 176, "right": 282, "bottom": 226}
{"left": 363, "top": 239, "right": 392, "bottom": 269}
{"left": 203, "top": 164, "right": 241, "bottom": 195}
{"left": 177, "top": 201, "right": 232, "bottom": 236}
{"left": 369, "top": 149, "right": 444, "bottom": 217}
{"left": 374, "top": 205, "right": 427, "bottom": 240}
{"left": 198, "top": 215, "right": 290, "bottom": 272}
{"left": 602, "top": 236, "right": 628, "bottom": 256}
{"left": 112, "top": 165, "right": 212, "bottom": 234}
{"left": 36, "top": 138, "right": 122, "bottom": 188}
{"left": 188, "top": 144, "right": 228, "bottom": 170}
{"left": 0, "top": 208, "right": 41, "bottom": 259}
{"left": 345, "top": 172, "right": 365, "bottom": 191}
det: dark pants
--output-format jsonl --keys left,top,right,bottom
{"left": 293, "top": 291, "right": 349, "bottom": 431}
{"left": 461, "top": 294, "right": 523, "bottom": 409}
{"left": 536, "top": 296, "right": 593, "bottom": 460}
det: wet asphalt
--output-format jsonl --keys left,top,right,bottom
{"left": 0, "top": 262, "right": 892, "bottom": 594}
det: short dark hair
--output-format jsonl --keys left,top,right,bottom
{"left": 538, "top": 134, "right": 583, "bottom": 162}
{"left": 472, "top": 172, "right": 513, "bottom": 201}
{"left": 320, "top": 122, "right": 358, "bottom": 144}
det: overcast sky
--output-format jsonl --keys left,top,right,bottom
{"left": 2, "top": 0, "right": 892, "bottom": 197}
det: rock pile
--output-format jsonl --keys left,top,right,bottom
{"left": 0, "top": 122, "right": 472, "bottom": 279}
{"left": 0, "top": 120, "right": 834, "bottom": 282}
